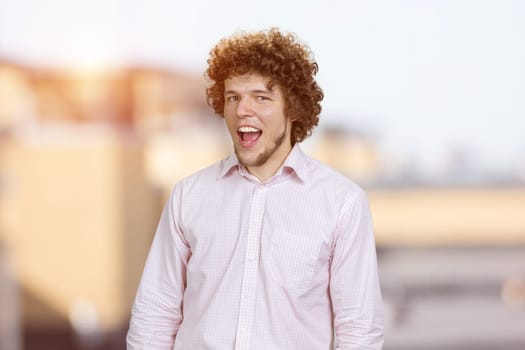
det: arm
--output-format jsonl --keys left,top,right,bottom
{"left": 127, "top": 188, "right": 190, "bottom": 349}
{"left": 330, "top": 189, "right": 384, "bottom": 350}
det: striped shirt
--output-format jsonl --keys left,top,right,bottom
{"left": 127, "top": 145, "right": 384, "bottom": 349}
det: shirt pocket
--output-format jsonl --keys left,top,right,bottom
{"left": 267, "top": 230, "right": 322, "bottom": 294}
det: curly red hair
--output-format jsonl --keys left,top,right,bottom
{"left": 205, "top": 28, "right": 324, "bottom": 144}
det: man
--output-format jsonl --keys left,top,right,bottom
{"left": 127, "top": 28, "right": 384, "bottom": 349}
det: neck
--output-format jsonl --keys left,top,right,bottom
{"left": 246, "top": 144, "right": 293, "bottom": 182}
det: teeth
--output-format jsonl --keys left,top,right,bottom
{"left": 238, "top": 126, "right": 260, "bottom": 133}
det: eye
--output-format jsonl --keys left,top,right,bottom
{"left": 226, "top": 95, "right": 238, "bottom": 103}
{"left": 256, "top": 95, "right": 270, "bottom": 102}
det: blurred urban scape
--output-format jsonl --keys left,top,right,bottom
{"left": 1, "top": 1, "right": 525, "bottom": 349}
{"left": 1, "top": 56, "right": 524, "bottom": 350}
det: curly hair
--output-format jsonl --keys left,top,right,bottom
{"left": 205, "top": 28, "right": 324, "bottom": 144}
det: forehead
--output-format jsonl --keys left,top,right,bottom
{"left": 224, "top": 73, "right": 279, "bottom": 93}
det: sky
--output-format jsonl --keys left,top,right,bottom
{"left": 1, "top": 0, "right": 524, "bottom": 178}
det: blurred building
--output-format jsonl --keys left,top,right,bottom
{"left": 0, "top": 63, "right": 37, "bottom": 130}
{"left": 311, "top": 125, "right": 380, "bottom": 185}
{"left": 0, "top": 60, "right": 210, "bottom": 129}
{"left": 369, "top": 187, "right": 525, "bottom": 246}
{"left": 1, "top": 59, "right": 525, "bottom": 350}
{"left": 0, "top": 60, "right": 227, "bottom": 349}
{"left": 0, "top": 243, "right": 21, "bottom": 350}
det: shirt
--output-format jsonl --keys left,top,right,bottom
{"left": 127, "top": 145, "right": 384, "bottom": 350}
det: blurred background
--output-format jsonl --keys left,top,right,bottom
{"left": 0, "top": 0, "right": 524, "bottom": 349}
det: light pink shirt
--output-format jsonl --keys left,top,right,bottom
{"left": 127, "top": 145, "right": 384, "bottom": 350}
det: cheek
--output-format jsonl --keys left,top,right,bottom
{"left": 224, "top": 118, "right": 237, "bottom": 135}
{"left": 256, "top": 108, "right": 277, "bottom": 126}
{"left": 223, "top": 106, "right": 232, "bottom": 118}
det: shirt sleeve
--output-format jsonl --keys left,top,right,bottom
{"left": 127, "top": 187, "right": 191, "bottom": 349}
{"left": 330, "top": 189, "right": 384, "bottom": 350}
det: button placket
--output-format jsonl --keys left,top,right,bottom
{"left": 234, "top": 185, "right": 267, "bottom": 350}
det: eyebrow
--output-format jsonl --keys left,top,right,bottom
{"left": 224, "top": 88, "right": 274, "bottom": 95}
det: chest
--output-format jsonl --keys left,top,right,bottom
{"left": 179, "top": 184, "right": 339, "bottom": 264}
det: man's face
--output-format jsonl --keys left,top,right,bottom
{"left": 223, "top": 73, "right": 292, "bottom": 178}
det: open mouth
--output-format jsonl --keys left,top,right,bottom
{"left": 237, "top": 126, "right": 262, "bottom": 147}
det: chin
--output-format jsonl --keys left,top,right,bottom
{"left": 234, "top": 148, "right": 252, "bottom": 162}
{"left": 237, "top": 154, "right": 258, "bottom": 168}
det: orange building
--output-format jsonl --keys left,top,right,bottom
{"left": 1, "top": 60, "right": 524, "bottom": 350}
{"left": 0, "top": 60, "right": 222, "bottom": 348}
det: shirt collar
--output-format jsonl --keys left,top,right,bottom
{"left": 218, "top": 153, "right": 240, "bottom": 179}
{"left": 217, "top": 144, "right": 310, "bottom": 183}
{"left": 280, "top": 144, "right": 309, "bottom": 183}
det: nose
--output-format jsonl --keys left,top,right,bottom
{"left": 236, "top": 97, "right": 254, "bottom": 118}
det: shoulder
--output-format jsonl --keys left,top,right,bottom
{"left": 299, "top": 154, "right": 371, "bottom": 221}
{"left": 171, "top": 156, "right": 230, "bottom": 195}
{"left": 304, "top": 154, "right": 366, "bottom": 199}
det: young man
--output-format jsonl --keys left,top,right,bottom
{"left": 127, "top": 28, "right": 384, "bottom": 349}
